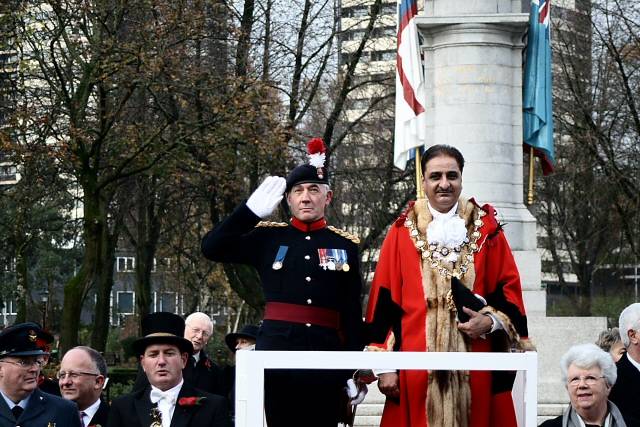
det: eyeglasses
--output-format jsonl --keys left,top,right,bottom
{"left": 187, "top": 326, "right": 211, "bottom": 338}
{"left": 568, "top": 375, "right": 606, "bottom": 387}
{"left": 0, "top": 359, "right": 45, "bottom": 369}
{"left": 56, "top": 371, "right": 101, "bottom": 380}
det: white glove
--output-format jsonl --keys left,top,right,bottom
{"left": 246, "top": 176, "right": 286, "bottom": 219}
{"left": 346, "top": 378, "right": 368, "bottom": 405}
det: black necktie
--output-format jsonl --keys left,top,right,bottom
{"left": 11, "top": 405, "right": 23, "bottom": 420}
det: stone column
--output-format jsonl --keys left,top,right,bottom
{"left": 415, "top": 1, "right": 545, "bottom": 316}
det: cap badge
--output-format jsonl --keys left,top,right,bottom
{"left": 28, "top": 331, "right": 37, "bottom": 342}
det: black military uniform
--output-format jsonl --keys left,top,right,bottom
{"left": 201, "top": 141, "right": 364, "bottom": 427}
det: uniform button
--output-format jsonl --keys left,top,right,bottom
{"left": 306, "top": 299, "right": 312, "bottom": 304}
{"left": 305, "top": 236, "right": 311, "bottom": 240}
{"left": 305, "top": 323, "right": 311, "bottom": 327}
{"left": 304, "top": 255, "right": 310, "bottom": 260}
{"left": 305, "top": 277, "right": 311, "bottom": 282}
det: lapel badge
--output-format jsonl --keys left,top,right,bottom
{"left": 28, "top": 330, "right": 37, "bottom": 342}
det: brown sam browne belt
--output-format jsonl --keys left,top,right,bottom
{"left": 264, "top": 302, "right": 341, "bottom": 330}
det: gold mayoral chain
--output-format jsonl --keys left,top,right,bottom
{"left": 404, "top": 208, "right": 486, "bottom": 279}
{"left": 150, "top": 407, "right": 163, "bottom": 427}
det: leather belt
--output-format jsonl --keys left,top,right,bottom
{"left": 264, "top": 302, "right": 341, "bottom": 330}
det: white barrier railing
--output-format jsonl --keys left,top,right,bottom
{"left": 235, "top": 350, "right": 538, "bottom": 427}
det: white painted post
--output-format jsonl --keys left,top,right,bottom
{"left": 235, "top": 351, "right": 537, "bottom": 427}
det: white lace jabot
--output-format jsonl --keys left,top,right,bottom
{"left": 427, "top": 202, "right": 467, "bottom": 263}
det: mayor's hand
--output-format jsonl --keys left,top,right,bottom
{"left": 457, "top": 307, "right": 493, "bottom": 339}
{"left": 246, "top": 176, "right": 286, "bottom": 219}
{"left": 377, "top": 372, "right": 400, "bottom": 400}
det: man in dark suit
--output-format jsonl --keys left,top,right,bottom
{"left": 202, "top": 138, "right": 364, "bottom": 427}
{"left": 133, "top": 312, "right": 226, "bottom": 397}
{"left": 59, "top": 346, "right": 109, "bottom": 426}
{"left": 610, "top": 303, "right": 640, "bottom": 427}
{"left": 107, "top": 312, "right": 230, "bottom": 427}
{"left": 0, "top": 322, "right": 81, "bottom": 427}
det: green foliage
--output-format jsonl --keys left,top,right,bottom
{"left": 106, "top": 368, "right": 136, "bottom": 401}
{"left": 120, "top": 336, "right": 138, "bottom": 361}
{"left": 547, "top": 293, "right": 637, "bottom": 326}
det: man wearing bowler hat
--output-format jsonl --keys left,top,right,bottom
{"left": 224, "top": 325, "right": 258, "bottom": 353}
{"left": 202, "top": 138, "right": 364, "bottom": 427}
{"left": 0, "top": 322, "right": 81, "bottom": 427}
{"left": 108, "top": 312, "right": 230, "bottom": 427}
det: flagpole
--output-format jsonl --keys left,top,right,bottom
{"left": 416, "top": 149, "right": 424, "bottom": 199}
{"left": 527, "top": 146, "right": 535, "bottom": 205}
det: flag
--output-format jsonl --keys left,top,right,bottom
{"left": 394, "top": 0, "right": 427, "bottom": 170}
{"left": 523, "top": 0, "right": 554, "bottom": 174}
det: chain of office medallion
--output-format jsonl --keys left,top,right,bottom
{"left": 404, "top": 209, "right": 486, "bottom": 279}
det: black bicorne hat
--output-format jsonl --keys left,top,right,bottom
{"left": 0, "top": 322, "right": 50, "bottom": 358}
{"left": 225, "top": 324, "right": 259, "bottom": 352}
{"left": 132, "top": 312, "right": 194, "bottom": 356}
{"left": 285, "top": 138, "right": 329, "bottom": 192}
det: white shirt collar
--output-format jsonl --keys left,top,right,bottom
{"left": 150, "top": 378, "right": 183, "bottom": 399}
{"left": 193, "top": 351, "right": 200, "bottom": 363}
{"left": 428, "top": 201, "right": 458, "bottom": 219}
{"left": 0, "top": 389, "right": 30, "bottom": 409}
{"left": 81, "top": 398, "right": 102, "bottom": 425}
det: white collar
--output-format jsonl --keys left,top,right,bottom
{"left": 428, "top": 202, "right": 458, "bottom": 219}
{"left": 193, "top": 351, "right": 201, "bottom": 363}
{"left": 80, "top": 398, "right": 102, "bottom": 424}
{"left": 0, "top": 389, "right": 30, "bottom": 409}
{"left": 150, "top": 378, "right": 183, "bottom": 402}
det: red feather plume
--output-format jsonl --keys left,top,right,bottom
{"left": 307, "top": 138, "right": 326, "bottom": 154}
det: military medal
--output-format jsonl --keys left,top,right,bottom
{"left": 327, "top": 249, "right": 338, "bottom": 270}
{"left": 336, "top": 249, "right": 349, "bottom": 272}
{"left": 272, "top": 246, "right": 288, "bottom": 270}
{"left": 318, "top": 248, "right": 328, "bottom": 269}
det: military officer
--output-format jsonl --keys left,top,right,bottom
{"left": 0, "top": 322, "right": 81, "bottom": 427}
{"left": 107, "top": 312, "right": 231, "bottom": 427}
{"left": 201, "top": 138, "right": 364, "bottom": 427}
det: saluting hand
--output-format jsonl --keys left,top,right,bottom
{"left": 456, "top": 307, "right": 493, "bottom": 339}
{"left": 246, "top": 176, "right": 287, "bottom": 219}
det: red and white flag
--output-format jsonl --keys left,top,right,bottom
{"left": 394, "top": 0, "right": 426, "bottom": 170}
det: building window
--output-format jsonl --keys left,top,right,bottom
{"left": 2, "top": 299, "right": 17, "bottom": 315}
{"left": 158, "top": 292, "right": 176, "bottom": 313}
{"left": 117, "top": 291, "right": 135, "bottom": 314}
{"left": 0, "top": 165, "right": 16, "bottom": 182}
{"left": 116, "top": 257, "right": 135, "bottom": 272}
{"left": 2, "top": 258, "right": 15, "bottom": 272}
{"left": 371, "top": 50, "right": 396, "bottom": 62}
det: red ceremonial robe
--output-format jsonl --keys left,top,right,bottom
{"left": 365, "top": 198, "right": 532, "bottom": 427}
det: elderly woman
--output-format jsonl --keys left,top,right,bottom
{"left": 540, "top": 343, "right": 627, "bottom": 427}
{"left": 596, "top": 328, "right": 626, "bottom": 362}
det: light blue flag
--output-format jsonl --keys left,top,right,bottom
{"left": 523, "top": 0, "right": 554, "bottom": 174}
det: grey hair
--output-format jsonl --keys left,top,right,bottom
{"left": 185, "top": 312, "right": 214, "bottom": 331}
{"left": 560, "top": 343, "right": 617, "bottom": 386}
{"left": 619, "top": 303, "right": 640, "bottom": 347}
{"left": 72, "top": 346, "right": 108, "bottom": 376}
{"left": 595, "top": 328, "right": 622, "bottom": 352}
